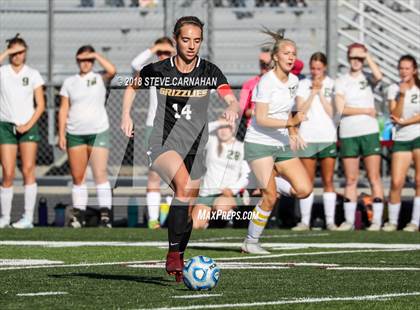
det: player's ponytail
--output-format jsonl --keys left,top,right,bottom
{"left": 261, "top": 27, "right": 296, "bottom": 61}
{"left": 398, "top": 55, "right": 420, "bottom": 89}
{"left": 6, "top": 33, "right": 27, "bottom": 49}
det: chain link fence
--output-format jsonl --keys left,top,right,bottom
{"left": 0, "top": 0, "right": 361, "bottom": 184}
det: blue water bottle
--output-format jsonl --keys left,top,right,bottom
{"left": 127, "top": 197, "right": 138, "bottom": 227}
{"left": 38, "top": 197, "right": 48, "bottom": 226}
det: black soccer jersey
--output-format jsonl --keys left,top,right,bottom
{"left": 139, "top": 56, "right": 229, "bottom": 154}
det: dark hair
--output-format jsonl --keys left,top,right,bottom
{"left": 154, "top": 36, "right": 174, "bottom": 46}
{"left": 347, "top": 42, "right": 367, "bottom": 58}
{"left": 173, "top": 16, "right": 204, "bottom": 40}
{"left": 76, "top": 45, "right": 95, "bottom": 56}
{"left": 310, "top": 52, "right": 327, "bottom": 66}
{"left": 6, "top": 33, "right": 27, "bottom": 49}
{"left": 399, "top": 54, "right": 420, "bottom": 89}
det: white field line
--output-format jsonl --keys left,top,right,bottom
{"left": 137, "top": 292, "right": 420, "bottom": 310}
{"left": 128, "top": 262, "right": 338, "bottom": 269}
{"left": 192, "top": 233, "right": 330, "bottom": 242}
{"left": 16, "top": 292, "right": 68, "bottom": 297}
{"left": 1, "top": 241, "right": 420, "bottom": 249}
{"left": 0, "top": 259, "right": 63, "bottom": 266}
{"left": 215, "top": 248, "right": 419, "bottom": 261}
{"left": 129, "top": 264, "right": 290, "bottom": 270}
{"left": 172, "top": 294, "right": 223, "bottom": 299}
{"left": 0, "top": 248, "right": 417, "bottom": 271}
{"left": 0, "top": 259, "right": 162, "bottom": 271}
{"left": 327, "top": 267, "right": 420, "bottom": 271}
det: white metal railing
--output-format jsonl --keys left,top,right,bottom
{"left": 337, "top": 0, "right": 420, "bottom": 110}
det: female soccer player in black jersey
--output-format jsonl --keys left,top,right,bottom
{"left": 121, "top": 16, "right": 239, "bottom": 282}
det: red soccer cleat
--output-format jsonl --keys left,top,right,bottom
{"left": 166, "top": 251, "right": 183, "bottom": 282}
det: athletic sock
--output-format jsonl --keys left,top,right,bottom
{"left": 147, "top": 192, "right": 161, "bottom": 222}
{"left": 410, "top": 196, "right": 420, "bottom": 226}
{"left": 0, "top": 186, "right": 13, "bottom": 221}
{"left": 323, "top": 192, "right": 336, "bottom": 226}
{"left": 372, "top": 198, "right": 384, "bottom": 226}
{"left": 246, "top": 202, "right": 271, "bottom": 242}
{"left": 299, "top": 192, "right": 313, "bottom": 226}
{"left": 72, "top": 183, "right": 88, "bottom": 211}
{"left": 388, "top": 202, "right": 401, "bottom": 225}
{"left": 275, "top": 176, "right": 292, "bottom": 196}
{"left": 96, "top": 181, "right": 112, "bottom": 210}
{"left": 179, "top": 218, "right": 193, "bottom": 256}
{"left": 167, "top": 198, "right": 189, "bottom": 252}
{"left": 24, "top": 183, "right": 37, "bottom": 222}
{"left": 344, "top": 201, "right": 357, "bottom": 225}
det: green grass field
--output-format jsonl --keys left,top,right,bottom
{"left": 0, "top": 228, "right": 419, "bottom": 309}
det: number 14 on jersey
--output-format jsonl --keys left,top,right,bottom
{"left": 172, "top": 104, "right": 192, "bottom": 120}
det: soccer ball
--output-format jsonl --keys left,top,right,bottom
{"left": 183, "top": 256, "right": 220, "bottom": 291}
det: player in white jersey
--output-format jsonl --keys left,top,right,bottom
{"left": 58, "top": 45, "right": 116, "bottom": 228}
{"left": 383, "top": 55, "right": 420, "bottom": 232}
{"left": 294, "top": 52, "right": 338, "bottom": 231}
{"left": 131, "top": 37, "right": 175, "bottom": 229}
{"left": 241, "top": 30, "right": 312, "bottom": 254}
{"left": 335, "top": 43, "right": 384, "bottom": 231}
{"left": 0, "top": 35, "right": 45, "bottom": 229}
{"left": 192, "top": 118, "right": 250, "bottom": 229}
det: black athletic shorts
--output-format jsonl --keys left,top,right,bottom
{"left": 147, "top": 145, "right": 206, "bottom": 180}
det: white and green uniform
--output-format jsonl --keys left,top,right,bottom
{"left": 295, "top": 76, "right": 337, "bottom": 228}
{"left": 60, "top": 71, "right": 109, "bottom": 136}
{"left": 60, "top": 71, "right": 112, "bottom": 213}
{"left": 0, "top": 64, "right": 44, "bottom": 125}
{"left": 0, "top": 64, "right": 44, "bottom": 144}
{"left": 297, "top": 76, "right": 337, "bottom": 158}
{"left": 336, "top": 72, "right": 383, "bottom": 228}
{"left": 335, "top": 72, "right": 381, "bottom": 157}
{"left": 336, "top": 72, "right": 379, "bottom": 138}
{"left": 199, "top": 121, "right": 250, "bottom": 202}
{"left": 387, "top": 84, "right": 420, "bottom": 229}
{"left": 387, "top": 83, "right": 420, "bottom": 150}
{"left": 0, "top": 64, "right": 43, "bottom": 225}
{"left": 244, "top": 70, "right": 299, "bottom": 162}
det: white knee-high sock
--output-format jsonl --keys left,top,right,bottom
{"left": 147, "top": 192, "right": 161, "bottom": 221}
{"left": 323, "top": 192, "right": 336, "bottom": 226}
{"left": 96, "top": 181, "right": 112, "bottom": 210}
{"left": 344, "top": 201, "right": 357, "bottom": 225}
{"left": 0, "top": 186, "right": 13, "bottom": 220}
{"left": 275, "top": 177, "right": 292, "bottom": 197}
{"left": 388, "top": 202, "right": 401, "bottom": 225}
{"left": 72, "top": 184, "right": 88, "bottom": 211}
{"left": 24, "top": 183, "right": 37, "bottom": 222}
{"left": 410, "top": 196, "right": 420, "bottom": 226}
{"left": 246, "top": 202, "right": 271, "bottom": 242}
{"left": 372, "top": 200, "right": 384, "bottom": 226}
{"left": 299, "top": 192, "right": 314, "bottom": 226}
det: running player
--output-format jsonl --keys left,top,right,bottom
{"left": 131, "top": 37, "right": 175, "bottom": 229}
{"left": 294, "top": 52, "right": 337, "bottom": 231}
{"left": 121, "top": 16, "right": 240, "bottom": 281}
{"left": 335, "top": 43, "right": 384, "bottom": 231}
{"left": 383, "top": 55, "right": 420, "bottom": 232}
{"left": 241, "top": 30, "right": 312, "bottom": 254}
{"left": 192, "top": 118, "right": 250, "bottom": 229}
{"left": 0, "top": 34, "right": 45, "bottom": 229}
{"left": 58, "top": 45, "right": 116, "bottom": 228}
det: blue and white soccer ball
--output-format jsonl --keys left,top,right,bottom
{"left": 183, "top": 256, "right": 220, "bottom": 291}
